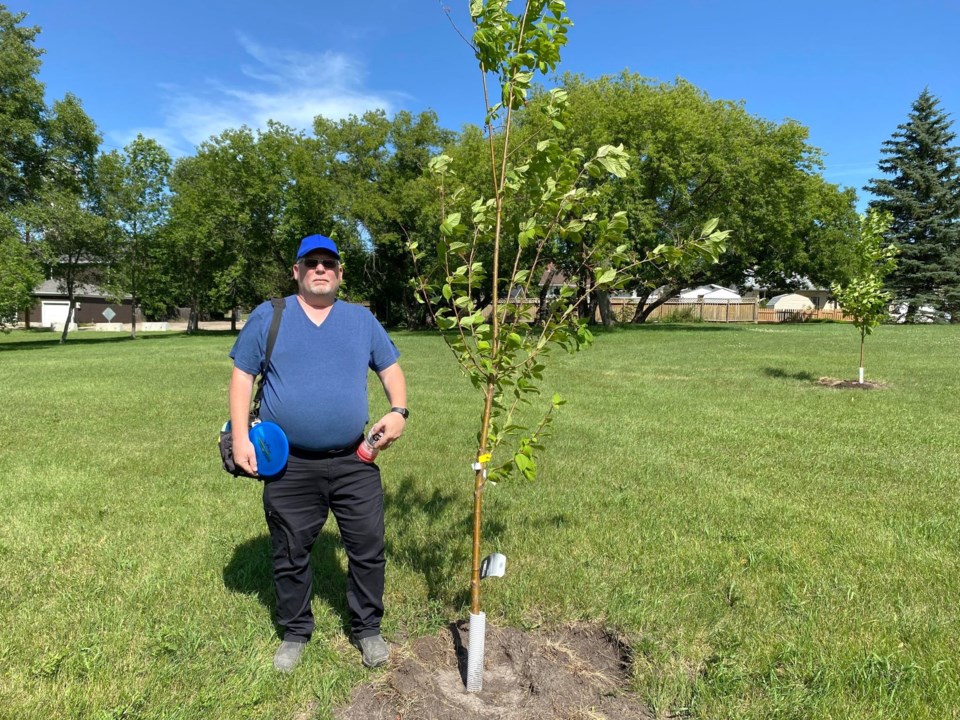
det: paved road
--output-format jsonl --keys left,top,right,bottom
{"left": 164, "top": 320, "right": 246, "bottom": 331}
{"left": 60, "top": 320, "right": 247, "bottom": 332}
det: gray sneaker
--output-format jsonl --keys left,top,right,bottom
{"left": 273, "top": 639, "right": 306, "bottom": 672}
{"left": 353, "top": 634, "right": 390, "bottom": 668}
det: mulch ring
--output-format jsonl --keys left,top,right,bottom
{"left": 334, "top": 621, "right": 652, "bottom": 720}
{"left": 817, "top": 377, "right": 889, "bottom": 390}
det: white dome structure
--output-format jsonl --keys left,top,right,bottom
{"left": 766, "top": 293, "right": 815, "bottom": 311}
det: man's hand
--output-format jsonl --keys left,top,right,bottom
{"left": 229, "top": 367, "right": 258, "bottom": 475}
{"left": 233, "top": 432, "right": 258, "bottom": 475}
{"left": 374, "top": 362, "right": 407, "bottom": 451}
{"left": 369, "top": 412, "right": 405, "bottom": 450}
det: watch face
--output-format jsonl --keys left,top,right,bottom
{"left": 392, "top": 407, "right": 409, "bottom": 419}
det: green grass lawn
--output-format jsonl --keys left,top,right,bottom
{"left": 2, "top": 322, "right": 959, "bottom": 719}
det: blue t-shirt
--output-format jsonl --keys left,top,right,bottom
{"left": 230, "top": 296, "right": 400, "bottom": 451}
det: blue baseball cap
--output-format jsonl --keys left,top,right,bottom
{"left": 296, "top": 234, "right": 340, "bottom": 260}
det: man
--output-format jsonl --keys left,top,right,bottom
{"left": 228, "top": 234, "right": 408, "bottom": 673}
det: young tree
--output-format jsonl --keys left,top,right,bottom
{"left": 866, "top": 89, "right": 960, "bottom": 321}
{"left": 831, "top": 210, "right": 897, "bottom": 384}
{"left": 0, "top": 215, "right": 41, "bottom": 330}
{"left": 411, "top": 0, "right": 726, "bottom": 691}
{"left": 164, "top": 151, "right": 235, "bottom": 333}
{"left": 99, "top": 135, "right": 172, "bottom": 337}
{"left": 24, "top": 94, "right": 111, "bottom": 343}
{"left": 21, "top": 189, "right": 112, "bottom": 343}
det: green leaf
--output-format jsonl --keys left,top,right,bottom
{"left": 514, "top": 452, "right": 536, "bottom": 480}
{"left": 514, "top": 70, "right": 534, "bottom": 85}
{"left": 595, "top": 268, "right": 617, "bottom": 286}
{"left": 440, "top": 212, "right": 462, "bottom": 236}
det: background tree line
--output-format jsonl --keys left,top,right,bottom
{"left": 3, "top": 4, "right": 958, "bottom": 335}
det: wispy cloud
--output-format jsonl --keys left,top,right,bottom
{"left": 822, "top": 162, "right": 877, "bottom": 180}
{"left": 112, "top": 34, "right": 398, "bottom": 156}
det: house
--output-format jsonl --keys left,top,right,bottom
{"left": 738, "top": 272, "right": 839, "bottom": 310}
{"left": 677, "top": 284, "right": 742, "bottom": 304}
{"left": 794, "top": 289, "right": 838, "bottom": 310}
{"left": 22, "top": 279, "right": 139, "bottom": 328}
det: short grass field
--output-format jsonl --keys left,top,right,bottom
{"left": 2, "top": 321, "right": 959, "bottom": 720}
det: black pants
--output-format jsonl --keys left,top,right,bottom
{"left": 262, "top": 446, "right": 385, "bottom": 642}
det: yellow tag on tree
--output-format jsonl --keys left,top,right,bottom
{"left": 477, "top": 453, "right": 492, "bottom": 464}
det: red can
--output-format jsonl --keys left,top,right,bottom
{"left": 356, "top": 431, "right": 382, "bottom": 463}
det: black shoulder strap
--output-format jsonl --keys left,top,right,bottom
{"left": 251, "top": 298, "right": 285, "bottom": 416}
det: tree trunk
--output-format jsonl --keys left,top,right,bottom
{"left": 230, "top": 286, "right": 238, "bottom": 332}
{"left": 578, "top": 275, "right": 592, "bottom": 321}
{"left": 60, "top": 295, "right": 75, "bottom": 344}
{"left": 130, "top": 232, "right": 139, "bottom": 339}
{"left": 403, "top": 295, "right": 423, "bottom": 329}
{"left": 187, "top": 305, "right": 198, "bottom": 334}
{"left": 130, "top": 257, "right": 138, "bottom": 339}
{"left": 594, "top": 288, "right": 614, "bottom": 327}
{"left": 631, "top": 286, "right": 677, "bottom": 323}
{"left": 535, "top": 267, "right": 558, "bottom": 326}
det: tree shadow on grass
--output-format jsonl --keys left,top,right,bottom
{"left": 763, "top": 366, "right": 818, "bottom": 382}
{"left": 0, "top": 330, "right": 234, "bottom": 352}
{"left": 223, "top": 476, "right": 504, "bottom": 633}
{"left": 179, "top": 329, "right": 241, "bottom": 338}
{"left": 0, "top": 333, "right": 135, "bottom": 352}
{"left": 597, "top": 322, "right": 741, "bottom": 334}
{"left": 222, "top": 531, "right": 350, "bottom": 639}
{"left": 384, "top": 475, "right": 506, "bottom": 610}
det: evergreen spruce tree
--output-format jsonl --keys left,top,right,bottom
{"left": 866, "top": 89, "right": 960, "bottom": 321}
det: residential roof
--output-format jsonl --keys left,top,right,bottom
{"left": 33, "top": 279, "right": 125, "bottom": 299}
{"left": 679, "top": 284, "right": 741, "bottom": 298}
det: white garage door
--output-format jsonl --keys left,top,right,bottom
{"left": 41, "top": 301, "right": 71, "bottom": 327}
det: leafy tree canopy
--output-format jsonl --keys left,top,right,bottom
{"left": 0, "top": 213, "right": 40, "bottom": 329}
{"left": 514, "top": 73, "right": 862, "bottom": 319}
{"left": 0, "top": 4, "right": 45, "bottom": 209}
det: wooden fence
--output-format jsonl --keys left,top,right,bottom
{"left": 608, "top": 299, "right": 852, "bottom": 323}
{"left": 497, "top": 298, "right": 853, "bottom": 323}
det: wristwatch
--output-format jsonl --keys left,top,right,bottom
{"left": 390, "top": 406, "right": 410, "bottom": 419}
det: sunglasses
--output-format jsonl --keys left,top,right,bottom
{"left": 301, "top": 257, "right": 340, "bottom": 271}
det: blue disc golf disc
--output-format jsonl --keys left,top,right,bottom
{"left": 249, "top": 421, "right": 289, "bottom": 477}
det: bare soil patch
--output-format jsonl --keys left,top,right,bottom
{"left": 817, "top": 376, "right": 889, "bottom": 390}
{"left": 334, "top": 621, "right": 651, "bottom": 720}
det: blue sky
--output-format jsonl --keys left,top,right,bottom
{"left": 13, "top": 0, "right": 960, "bottom": 207}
